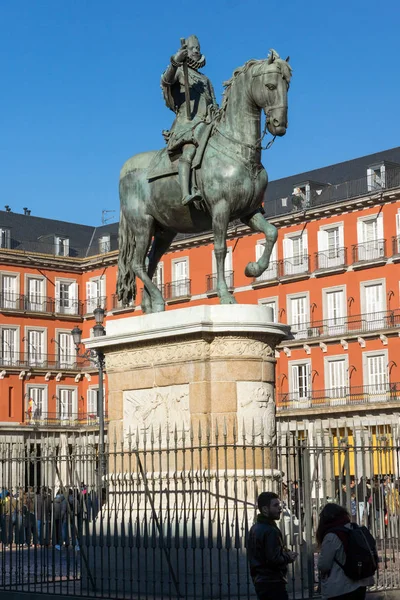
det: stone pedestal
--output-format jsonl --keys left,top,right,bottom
{"left": 86, "top": 304, "right": 289, "bottom": 453}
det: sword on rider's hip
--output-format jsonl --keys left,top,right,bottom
{"left": 180, "top": 38, "right": 191, "bottom": 121}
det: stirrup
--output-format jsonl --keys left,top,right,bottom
{"left": 182, "top": 191, "right": 202, "bottom": 206}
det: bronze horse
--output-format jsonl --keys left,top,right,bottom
{"left": 117, "top": 50, "right": 291, "bottom": 313}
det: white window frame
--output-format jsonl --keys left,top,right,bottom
{"left": 322, "top": 285, "right": 347, "bottom": 335}
{"left": 55, "top": 278, "right": 78, "bottom": 315}
{"left": 87, "top": 386, "right": 106, "bottom": 422}
{"left": 258, "top": 296, "right": 279, "bottom": 322}
{"left": 171, "top": 257, "right": 190, "bottom": 297}
{"left": 25, "top": 275, "right": 46, "bottom": 312}
{"left": 287, "top": 291, "right": 310, "bottom": 339}
{"left": 288, "top": 358, "right": 312, "bottom": 404}
{"left": 86, "top": 276, "right": 106, "bottom": 313}
{"left": 356, "top": 213, "right": 384, "bottom": 261}
{"left": 0, "top": 271, "right": 20, "bottom": 309}
{"left": 254, "top": 240, "right": 278, "bottom": 281}
{"left": 56, "top": 385, "right": 78, "bottom": 420}
{"left": 324, "top": 354, "right": 349, "bottom": 403}
{"left": 283, "top": 230, "right": 308, "bottom": 275}
{"left": 26, "top": 384, "right": 48, "bottom": 419}
{"left": 0, "top": 228, "right": 11, "bottom": 249}
{"left": 360, "top": 279, "right": 386, "bottom": 330}
{"left": 0, "top": 326, "right": 19, "bottom": 365}
{"left": 362, "top": 350, "right": 388, "bottom": 400}
{"left": 317, "top": 221, "right": 345, "bottom": 268}
{"left": 367, "top": 165, "right": 386, "bottom": 191}
{"left": 24, "top": 326, "right": 47, "bottom": 367}
{"left": 152, "top": 262, "right": 164, "bottom": 288}
{"left": 55, "top": 328, "right": 75, "bottom": 368}
{"left": 55, "top": 236, "right": 70, "bottom": 257}
{"left": 99, "top": 234, "right": 111, "bottom": 254}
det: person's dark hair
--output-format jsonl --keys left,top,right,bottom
{"left": 316, "top": 503, "right": 350, "bottom": 547}
{"left": 257, "top": 491, "right": 279, "bottom": 512}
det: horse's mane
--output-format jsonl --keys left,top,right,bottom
{"left": 217, "top": 55, "right": 292, "bottom": 121}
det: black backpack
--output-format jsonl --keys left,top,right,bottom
{"left": 332, "top": 524, "right": 378, "bottom": 580}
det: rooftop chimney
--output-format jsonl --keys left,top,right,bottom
{"left": 4, "top": 205, "right": 11, "bottom": 213}
{"left": 23, "top": 207, "right": 31, "bottom": 216}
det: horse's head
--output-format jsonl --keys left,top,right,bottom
{"left": 251, "top": 50, "right": 292, "bottom": 137}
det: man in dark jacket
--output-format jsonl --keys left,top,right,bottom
{"left": 247, "top": 492, "right": 298, "bottom": 600}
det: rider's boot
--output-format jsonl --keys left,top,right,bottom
{"left": 179, "top": 158, "right": 202, "bottom": 206}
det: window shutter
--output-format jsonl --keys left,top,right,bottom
{"left": 338, "top": 225, "right": 344, "bottom": 249}
{"left": 225, "top": 247, "right": 233, "bottom": 273}
{"left": 100, "top": 277, "right": 106, "bottom": 299}
{"left": 357, "top": 219, "right": 364, "bottom": 243}
{"left": 317, "top": 229, "right": 327, "bottom": 252}
{"left": 302, "top": 232, "right": 308, "bottom": 254}
{"left": 255, "top": 242, "right": 265, "bottom": 261}
{"left": 377, "top": 213, "right": 384, "bottom": 240}
{"left": 283, "top": 237, "right": 292, "bottom": 259}
{"left": 291, "top": 364, "right": 299, "bottom": 397}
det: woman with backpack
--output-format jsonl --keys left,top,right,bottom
{"left": 316, "top": 503, "right": 377, "bottom": 599}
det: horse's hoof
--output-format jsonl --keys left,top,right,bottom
{"left": 245, "top": 261, "right": 262, "bottom": 278}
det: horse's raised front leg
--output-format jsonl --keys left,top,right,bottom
{"left": 241, "top": 210, "right": 278, "bottom": 278}
{"left": 212, "top": 200, "right": 237, "bottom": 305}
{"left": 133, "top": 216, "right": 166, "bottom": 314}
{"left": 142, "top": 230, "right": 176, "bottom": 314}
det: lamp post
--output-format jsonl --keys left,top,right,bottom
{"left": 71, "top": 307, "right": 106, "bottom": 482}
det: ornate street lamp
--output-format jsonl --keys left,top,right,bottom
{"left": 71, "top": 310, "right": 106, "bottom": 481}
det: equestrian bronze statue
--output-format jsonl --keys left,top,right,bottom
{"left": 117, "top": 41, "right": 291, "bottom": 314}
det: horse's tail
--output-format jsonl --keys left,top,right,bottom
{"left": 117, "top": 208, "right": 136, "bottom": 305}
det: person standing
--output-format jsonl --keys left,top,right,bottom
{"left": 247, "top": 491, "right": 298, "bottom": 600}
{"left": 317, "top": 503, "right": 376, "bottom": 600}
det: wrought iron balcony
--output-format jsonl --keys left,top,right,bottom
{"left": 289, "top": 309, "right": 400, "bottom": 340}
{"left": 0, "top": 293, "right": 83, "bottom": 316}
{"left": 23, "top": 411, "right": 109, "bottom": 427}
{"left": 111, "top": 293, "right": 135, "bottom": 310}
{"left": 392, "top": 235, "right": 400, "bottom": 256}
{"left": 252, "top": 261, "right": 279, "bottom": 285}
{"left": 315, "top": 247, "right": 347, "bottom": 270}
{"left": 85, "top": 296, "right": 107, "bottom": 315}
{"left": 206, "top": 271, "right": 234, "bottom": 293}
{"left": 280, "top": 254, "right": 309, "bottom": 277}
{"left": 0, "top": 353, "right": 90, "bottom": 370}
{"left": 352, "top": 239, "right": 386, "bottom": 263}
{"left": 163, "top": 279, "right": 191, "bottom": 300}
{"left": 277, "top": 382, "right": 400, "bottom": 411}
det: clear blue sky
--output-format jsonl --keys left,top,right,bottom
{"left": 1, "top": 0, "right": 399, "bottom": 226}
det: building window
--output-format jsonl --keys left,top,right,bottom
{"left": 57, "top": 387, "right": 77, "bottom": 420}
{"left": 99, "top": 235, "right": 111, "bottom": 254}
{"left": 396, "top": 211, "right": 400, "bottom": 253}
{"left": 26, "top": 385, "right": 47, "bottom": 420}
{"left": 0, "top": 327, "right": 18, "bottom": 365}
{"left": 317, "top": 223, "right": 345, "bottom": 268}
{"left": 152, "top": 262, "right": 164, "bottom": 288}
{"left": 367, "top": 165, "right": 385, "bottom": 191}
{"left": 26, "top": 329, "right": 46, "bottom": 367}
{"left": 55, "top": 280, "right": 78, "bottom": 315}
{"left": 255, "top": 241, "right": 277, "bottom": 281}
{"left": 288, "top": 294, "right": 309, "bottom": 338}
{"left": 211, "top": 248, "right": 233, "bottom": 287}
{"left": 56, "top": 332, "right": 75, "bottom": 368}
{"left": 361, "top": 280, "right": 385, "bottom": 330}
{"left": 356, "top": 214, "right": 384, "bottom": 261}
{"left": 0, "top": 228, "right": 11, "bottom": 249}
{"left": 325, "top": 356, "right": 348, "bottom": 399}
{"left": 283, "top": 232, "right": 308, "bottom": 275}
{"left": 172, "top": 258, "right": 190, "bottom": 296}
{"left": 26, "top": 277, "right": 45, "bottom": 312}
{"left": 0, "top": 273, "right": 18, "bottom": 309}
{"left": 86, "top": 277, "right": 106, "bottom": 313}
{"left": 55, "top": 236, "right": 70, "bottom": 257}
{"left": 289, "top": 361, "right": 311, "bottom": 401}
{"left": 323, "top": 287, "right": 346, "bottom": 335}
{"left": 258, "top": 297, "right": 278, "bottom": 322}
{"left": 363, "top": 351, "right": 388, "bottom": 394}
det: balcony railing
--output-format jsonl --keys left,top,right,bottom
{"left": 163, "top": 279, "right": 191, "bottom": 300}
{"left": 0, "top": 293, "right": 83, "bottom": 316}
{"left": 392, "top": 235, "right": 400, "bottom": 255}
{"left": 281, "top": 254, "right": 309, "bottom": 277}
{"left": 277, "top": 382, "right": 400, "bottom": 411}
{"left": 289, "top": 309, "right": 400, "bottom": 340}
{"left": 253, "top": 261, "right": 279, "bottom": 284}
{"left": 85, "top": 296, "right": 107, "bottom": 314}
{"left": 206, "top": 271, "right": 234, "bottom": 293}
{"left": 315, "top": 247, "right": 347, "bottom": 270}
{"left": 0, "top": 353, "right": 90, "bottom": 370}
{"left": 24, "top": 411, "right": 109, "bottom": 427}
{"left": 352, "top": 239, "right": 386, "bottom": 263}
{"left": 111, "top": 293, "right": 135, "bottom": 310}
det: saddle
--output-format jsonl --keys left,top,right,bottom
{"left": 147, "top": 122, "right": 213, "bottom": 183}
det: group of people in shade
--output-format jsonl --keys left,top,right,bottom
{"left": 0, "top": 483, "right": 97, "bottom": 549}
{"left": 247, "top": 491, "right": 379, "bottom": 600}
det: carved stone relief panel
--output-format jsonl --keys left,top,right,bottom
{"left": 236, "top": 382, "right": 276, "bottom": 445}
{"left": 123, "top": 384, "right": 190, "bottom": 445}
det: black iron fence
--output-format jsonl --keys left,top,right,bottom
{"left": 352, "top": 239, "right": 386, "bottom": 263}
{"left": 206, "top": 271, "right": 234, "bottom": 293}
{"left": 22, "top": 412, "right": 108, "bottom": 427}
{"left": 314, "top": 247, "right": 347, "bottom": 270}
{"left": 0, "top": 422, "right": 399, "bottom": 598}
{"left": 0, "top": 353, "right": 90, "bottom": 370}
{"left": 163, "top": 279, "right": 191, "bottom": 300}
{"left": 0, "top": 293, "right": 84, "bottom": 316}
{"left": 278, "top": 382, "right": 400, "bottom": 411}
{"left": 289, "top": 308, "right": 400, "bottom": 340}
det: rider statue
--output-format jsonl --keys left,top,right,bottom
{"left": 161, "top": 35, "right": 218, "bottom": 206}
